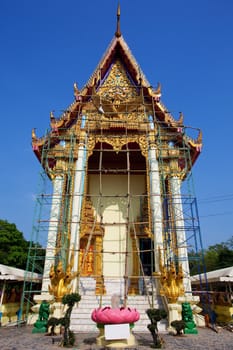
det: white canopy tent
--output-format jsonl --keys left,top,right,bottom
{"left": 0, "top": 264, "right": 42, "bottom": 309}
{"left": 0, "top": 264, "right": 42, "bottom": 282}
{"left": 191, "top": 266, "right": 233, "bottom": 284}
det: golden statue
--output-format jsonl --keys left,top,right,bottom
{"left": 48, "top": 249, "right": 77, "bottom": 302}
{"left": 159, "top": 253, "right": 185, "bottom": 303}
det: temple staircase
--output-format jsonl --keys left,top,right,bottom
{"left": 70, "top": 277, "right": 167, "bottom": 333}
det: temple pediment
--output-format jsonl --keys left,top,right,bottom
{"left": 31, "top": 5, "right": 202, "bottom": 168}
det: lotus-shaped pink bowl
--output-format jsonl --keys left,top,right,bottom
{"left": 91, "top": 306, "right": 140, "bottom": 324}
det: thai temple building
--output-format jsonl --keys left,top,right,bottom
{"left": 25, "top": 5, "right": 204, "bottom": 332}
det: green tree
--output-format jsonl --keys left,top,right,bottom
{"left": 205, "top": 243, "right": 233, "bottom": 271}
{"left": 216, "top": 245, "right": 233, "bottom": 269}
{"left": 0, "top": 219, "right": 29, "bottom": 269}
{"left": 189, "top": 236, "right": 233, "bottom": 274}
{"left": 0, "top": 219, "right": 45, "bottom": 272}
{"left": 226, "top": 236, "right": 233, "bottom": 249}
{"left": 203, "top": 246, "right": 219, "bottom": 272}
{"left": 188, "top": 249, "right": 204, "bottom": 275}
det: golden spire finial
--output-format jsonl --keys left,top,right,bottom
{"left": 115, "top": 2, "right": 121, "bottom": 38}
{"left": 197, "top": 129, "right": 203, "bottom": 144}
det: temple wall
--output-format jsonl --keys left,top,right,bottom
{"left": 88, "top": 174, "right": 146, "bottom": 278}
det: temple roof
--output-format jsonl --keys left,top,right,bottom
{"left": 32, "top": 5, "right": 202, "bottom": 166}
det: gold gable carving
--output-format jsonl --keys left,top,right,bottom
{"left": 99, "top": 60, "right": 138, "bottom": 102}
{"left": 84, "top": 59, "right": 152, "bottom": 129}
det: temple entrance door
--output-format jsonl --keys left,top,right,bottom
{"left": 139, "top": 238, "right": 154, "bottom": 276}
{"left": 87, "top": 142, "right": 147, "bottom": 295}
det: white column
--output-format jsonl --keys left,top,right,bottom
{"left": 170, "top": 176, "right": 192, "bottom": 292}
{"left": 42, "top": 175, "right": 64, "bottom": 293}
{"left": 70, "top": 137, "right": 86, "bottom": 292}
{"left": 148, "top": 145, "right": 163, "bottom": 272}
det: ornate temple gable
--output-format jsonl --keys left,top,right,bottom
{"left": 85, "top": 59, "right": 149, "bottom": 128}
{"left": 31, "top": 6, "right": 202, "bottom": 166}
{"left": 85, "top": 36, "right": 147, "bottom": 92}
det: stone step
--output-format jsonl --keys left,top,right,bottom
{"left": 70, "top": 277, "right": 166, "bottom": 333}
{"left": 78, "top": 277, "right": 157, "bottom": 296}
{"left": 71, "top": 299, "right": 164, "bottom": 332}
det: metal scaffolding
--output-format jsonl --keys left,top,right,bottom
{"left": 21, "top": 86, "right": 206, "bottom": 321}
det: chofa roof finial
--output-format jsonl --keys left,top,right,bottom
{"left": 115, "top": 2, "right": 121, "bottom": 38}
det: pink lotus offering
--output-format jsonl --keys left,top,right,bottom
{"left": 91, "top": 306, "right": 140, "bottom": 324}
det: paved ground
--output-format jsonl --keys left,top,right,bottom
{"left": 0, "top": 325, "right": 232, "bottom": 350}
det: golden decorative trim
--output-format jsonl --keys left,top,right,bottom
{"left": 78, "top": 195, "right": 106, "bottom": 294}
{"left": 159, "top": 249, "right": 184, "bottom": 303}
{"left": 87, "top": 134, "right": 148, "bottom": 158}
{"left": 128, "top": 235, "right": 139, "bottom": 295}
{"left": 79, "top": 244, "right": 94, "bottom": 276}
{"left": 99, "top": 60, "right": 138, "bottom": 102}
{"left": 95, "top": 235, "right": 106, "bottom": 295}
{"left": 79, "top": 197, "right": 104, "bottom": 240}
{"left": 166, "top": 179, "right": 178, "bottom": 258}
{"left": 188, "top": 131, "right": 203, "bottom": 148}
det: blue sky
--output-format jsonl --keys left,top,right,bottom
{"left": 0, "top": 0, "right": 232, "bottom": 248}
